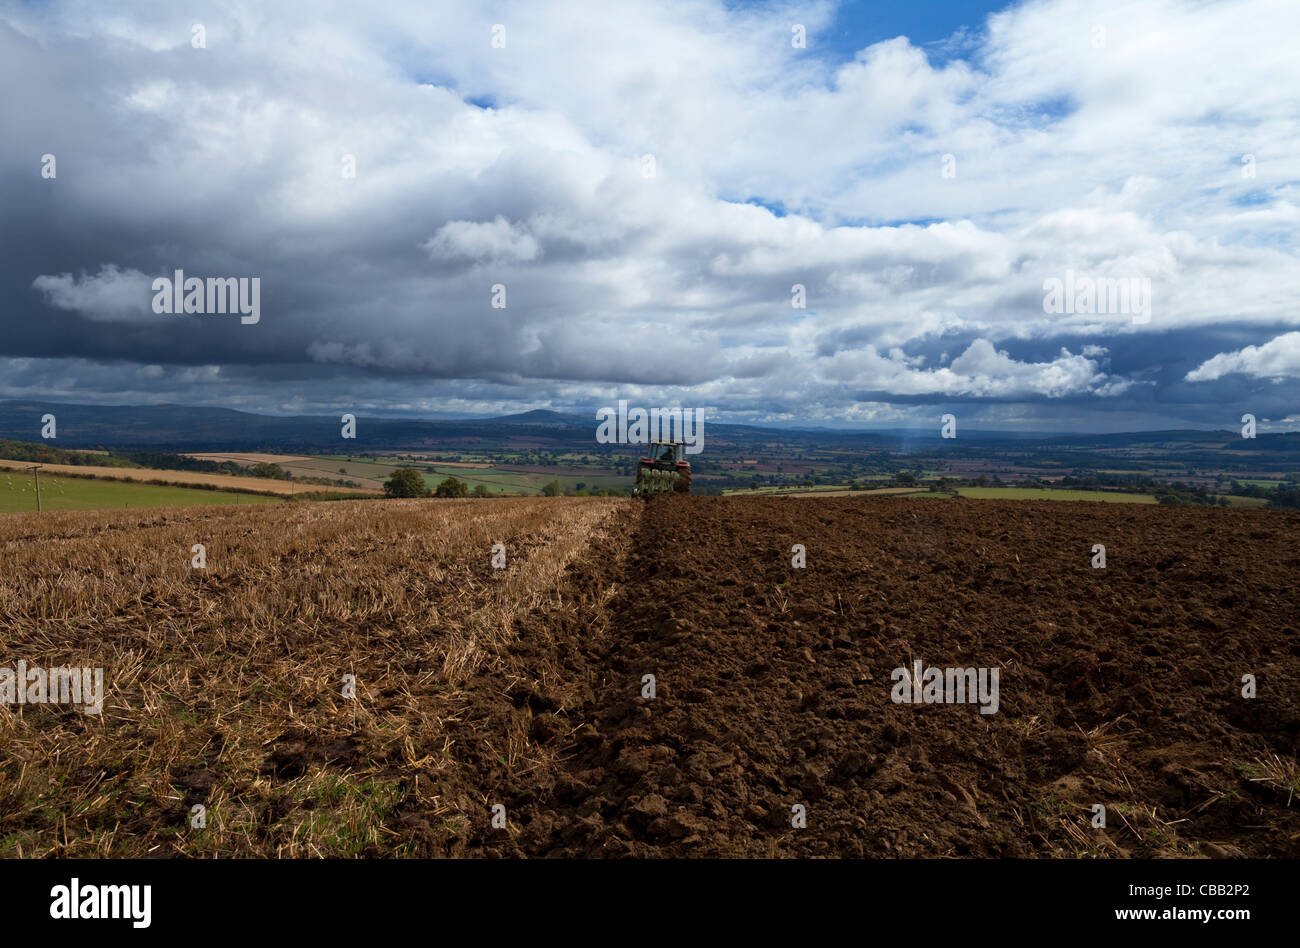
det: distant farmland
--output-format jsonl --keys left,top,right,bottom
{"left": 191, "top": 452, "right": 628, "bottom": 495}
{"left": 723, "top": 485, "right": 929, "bottom": 497}
{"left": 0, "top": 458, "right": 374, "bottom": 497}
{"left": 719, "top": 485, "right": 1156, "bottom": 502}
{"left": 955, "top": 487, "right": 1157, "bottom": 503}
{"left": 0, "top": 472, "right": 282, "bottom": 512}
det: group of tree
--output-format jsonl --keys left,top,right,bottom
{"left": 1267, "top": 485, "right": 1300, "bottom": 509}
{"left": 382, "top": 469, "right": 501, "bottom": 498}
{"left": 435, "top": 476, "right": 469, "bottom": 497}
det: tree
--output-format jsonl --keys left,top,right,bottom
{"left": 384, "top": 467, "right": 428, "bottom": 498}
{"left": 435, "top": 476, "right": 469, "bottom": 498}
{"left": 1269, "top": 486, "right": 1300, "bottom": 509}
{"left": 251, "top": 462, "right": 288, "bottom": 480}
{"left": 472, "top": 484, "right": 491, "bottom": 498}
{"left": 541, "top": 481, "right": 561, "bottom": 496}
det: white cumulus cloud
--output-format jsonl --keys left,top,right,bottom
{"left": 1185, "top": 332, "right": 1300, "bottom": 382}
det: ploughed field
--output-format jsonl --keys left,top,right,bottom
{"left": 1, "top": 495, "right": 1296, "bottom": 857}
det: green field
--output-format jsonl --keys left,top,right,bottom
{"left": 1212, "top": 494, "right": 1270, "bottom": 508}
{"left": 414, "top": 465, "right": 626, "bottom": 494}
{"left": 311, "top": 454, "right": 628, "bottom": 495}
{"left": 0, "top": 475, "right": 282, "bottom": 513}
{"left": 956, "top": 487, "right": 1156, "bottom": 503}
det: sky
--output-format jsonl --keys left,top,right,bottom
{"left": 1, "top": 0, "right": 1298, "bottom": 432}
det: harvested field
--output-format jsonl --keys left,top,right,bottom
{"left": 0, "top": 458, "right": 374, "bottom": 497}
{"left": 1, "top": 495, "right": 1296, "bottom": 858}
{"left": 191, "top": 453, "right": 394, "bottom": 491}
{"left": 186, "top": 453, "right": 311, "bottom": 465}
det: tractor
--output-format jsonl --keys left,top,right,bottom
{"left": 634, "top": 440, "right": 691, "bottom": 495}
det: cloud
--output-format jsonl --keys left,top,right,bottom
{"left": 823, "top": 338, "right": 1123, "bottom": 398}
{"left": 31, "top": 265, "right": 154, "bottom": 323}
{"left": 1185, "top": 332, "right": 1300, "bottom": 382}
{"left": 422, "top": 216, "right": 541, "bottom": 264}
{"left": 1, "top": 0, "right": 1297, "bottom": 430}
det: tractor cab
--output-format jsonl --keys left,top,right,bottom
{"left": 647, "top": 440, "right": 684, "bottom": 465}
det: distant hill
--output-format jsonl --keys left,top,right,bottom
{"left": 484, "top": 409, "right": 590, "bottom": 426}
{"left": 1, "top": 400, "right": 1297, "bottom": 472}
{"left": 0, "top": 400, "right": 600, "bottom": 452}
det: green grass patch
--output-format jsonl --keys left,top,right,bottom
{"left": 1212, "top": 494, "right": 1270, "bottom": 508}
{"left": 0, "top": 474, "right": 282, "bottom": 513}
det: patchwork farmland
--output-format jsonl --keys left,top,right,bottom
{"left": 189, "top": 452, "right": 627, "bottom": 495}
{"left": 0, "top": 458, "right": 372, "bottom": 499}
{"left": 0, "top": 468, "right": 285, "bottom": 513}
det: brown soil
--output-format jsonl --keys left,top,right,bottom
{"left": 421, "top": 495, "right": 1300, "bottom": 857}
